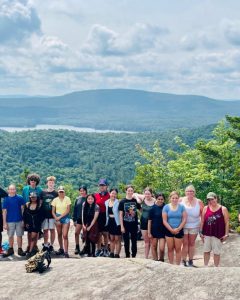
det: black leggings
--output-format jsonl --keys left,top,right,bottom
{"left": 86, "top": 237, "right": 96, "bottom": 256}
{"left": 122, "top": 224, "right": 138, "bottom": 257}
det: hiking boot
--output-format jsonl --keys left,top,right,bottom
{"left": 103, "top": 248, "right": 109, "bottom": 257}
{"left": 18, "top": 248, "right": 26, "bottom": 257}
{"left": 2, "top": 247, "right": 14, "bottom": 257}
{"left": 55, "top": 248, "right": 64, "bottom": 255}
{"left": 114, "top": 254, "right": 120, "bottom": 258}
{"left": 64, "top": 252, "right": 69, "bottom": 258}
{"left": 188, "top": 259, "right": 196, "bottom": 267}
{"left": 182, "top": 260, "right": 188, "bottom": 267}
{"left": 109, "top": 252, "right": 114, "bottom": 258}
{"left": 74, "top": 245, "right": 80, "bottom": 255}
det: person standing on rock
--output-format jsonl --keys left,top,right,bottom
{"left": 2, "top": 184, "right": 25, "bottom": 257}
{"left": 134, "top": 187, "right": 155, "bottom": 259}
{"left": 82, "top": 194, "right": 100, "bottom": 257}
{"left": 22, "top": 173, "right": 42, "bottom": 203}
{"left": 180, "top": 185, "right": 204, "bottom": 267}
{"left": 200, "top": 192, "right": 229, "bottom": 267}
{"left": 52, "top": 186, "right": 71, "bottom": 258}
{"left": 95, "top": 179, "right": 110, "bottom": 257}
{"left": 148, "top": 193, "right": 166, "bottom": 261}
{"left": 105, "top": 188, "right": 121, "bottom": 258}
{"left": 0, "top": 186, "right": 8, "bottom": 255}
{"left": 119, "top": 185, "right": 141, "bottom": 258}
{"left": 162, "top": 191, "right": 187, "bottom": 265}
{"left": 73, "top": 185, "right": 87, "bottom": 255}
{"left": 40, "top": 176, "right": 58, "bottom": 252}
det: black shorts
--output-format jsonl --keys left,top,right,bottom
{"left": 140, "top": 219, "right": 148, "bottom": 230}
{"left": 165, "top": 228, "right": 184, "bottom": 239}
{"left": 107, "top": 218, "right": 121, "bottom": 236}
{"left": 76, "top": 218, "right": 83, "bottom": 225}
{"left": 98, "top": 212, "right": 108, "bottom": 232}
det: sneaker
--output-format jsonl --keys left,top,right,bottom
{"left": 3, "top": 247, "right": 14, "bottom": 257}
{"left": 109, "top": 252, "right": 114, "bottom": 258}
{"left": 103, "top": 249, "right": 109, "bottom": 257}
{"left": 64, "top": 252, "right": 69, "bottom": 258}
{"left": 95, "top": 249, "right": 103, "bottom": 257}
{"left": 24, "top": 246, "right": 30, "bottom": 255}
{"left": 55, "top": 248, "right": 64, "bottom": 255}
{"left": 188, "top": 259, "right": 196, "bottom": 267}
{"left": 114, "top": 254, "right": 120, "bottom": 258}
{"left": 0, "top": 247, "right": 4, "bottom": 255}
{"left": 182, "top": 260, "right": 188, "bottom": 267}
{"left": 48, "top": 245, "right": 54, "bottom": 252}
{"left": 74, "top": 246, "right": 80, "bottom": 255}
{"left": 18, "top": 248, "right": 26, "bottom": 257}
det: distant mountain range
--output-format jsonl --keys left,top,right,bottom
{"left": 0, "top": 89, "right": 239, "bottom": 131}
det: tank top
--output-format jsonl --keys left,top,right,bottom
{"left": 202, "top": 206, "right": 225, "bottom": 239}
{"left": 141, "top": 201, "right": 154, "bottom": 222}
{"left": 108, "top": 206, "right": 113, "bottom": 215}
{"left": 183, "top": 200, "right": 200, "bottom": 228}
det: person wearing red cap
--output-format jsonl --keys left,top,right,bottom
{"left": 95, "top": 179, "right": 110, "bottom": 257}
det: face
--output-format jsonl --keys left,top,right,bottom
{"left": 144, "top": 190, "right": 152, "bottom": 200}
{"left": 87, "top": 195, "right": 94, "bottom": 205}
{"left": 185, "top": 189, "right": 195, "bottom": 198}
{"left": 30, "top": 180, "right": 37, "bottom": 188}
{"left": 99, "top": 185, "right": 107, "bottom": 193}
{"left": 156, "top": 195, "right": 165, "bottom": 206}
{"left": 47, "top": 180, "right": 55, "bottom": 189}
{"left": 8, "top": 185, "right": 16, "bottom": 196}
{"left": 110, "top": 190, "right": 117, "bottom": 199}
{"left": 79, "top": 188, "right": 87, "bottom": 197}
{"left": 30, "top": 196, "right": 37, "bottom": 202}
{"left": 208, "top": 197, "right": 217, "bottom": 206}
{"left": 58, "top": 191, "right": 65, "bottom": 197}
{"left": 170, "top": 194, "right": 179, "bottom": 205}
{"left": 126, "top": 187, "right": 134, "bottom": 198}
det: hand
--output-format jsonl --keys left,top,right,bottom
{"left": 148, "top": 233, "right": 152, "bottom": 239}
{"left": 83, "top": 225, "right": 86, "bottom": 231}
{"left": 55, "top": 216, "right": 61, "bottom": 222}
{"left": 3, "top": 223, "right": 8, "bottom": 230}
{"left": 87, "top": 226, "right": 91, "bottom": 232}
{"left": 175, "top": 227, "right": 180, "bottom": 234}
{"left": 220, "top": 235, "right": 228, "bottom": 242}
{"left": 171, "top": 228, "right": 178, "bottom": 235}
{"left": 200, "top": 233, "right": 205, "bottom": 242}
{"left": 121, "top": 226, "right": 125, "bottom": 233}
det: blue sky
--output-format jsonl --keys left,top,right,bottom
{"left": 0, "top": 0, "right": 240, "bottom": 99}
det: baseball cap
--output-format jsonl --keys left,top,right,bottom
{"left": 206, "top": 192, "right": 217, "bottom": 199}
{"left": 98, "top": 178, "right": 108, "bottom": 186}
{"left": 58, "top": 185, "right": 65, "bottom": 192}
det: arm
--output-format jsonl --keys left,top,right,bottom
{"left": 176, "top": 210, "right": 187, "bottom": 232}
{"left": 199, "top": 206, "right": 207, "bottom": 241}
{"left": 87, "top": 210, "right": 100, "bottom": 231}
{"left": 221, "top": 206, "right": 229, "bottom": 241}
{"left": 59, "top": 204, "right": 71, "bottom": 219}
{"left": 119, "top": 210, "right": 125, "bottom": 233}
{"left": 238, "top": 211, "right": 240, "bottom": 223}
{"left": 148, "top": 219, "right": 152, "bottom": 238}
{"left": 162, "top": 212, "right": 174, "bottom": 234}
{"left": 133, "top": 193, "right": 144, "bottom": 204}
{"left": 2, "top": 208, "right": 8, "bottom": 230}
{"left": 72, "top": 199, "right": 77, "bottom": 223}
{"left": 51, "top": 204, "right": 58, "bottom": 221}
{"left": 199, "top": 199, "right": 204, "bottom": 217}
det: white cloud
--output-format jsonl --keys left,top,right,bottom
{"left": 222, "top": 19, "right": 240, "bottom": 45}
{"left": 0, "top": 0, "right": 41, "bottom": 44}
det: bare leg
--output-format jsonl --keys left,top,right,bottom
{"left": 109, "top": 234, "right": 115, "bottom": 253}
{"left": 188, "top": 234, "right": 197, "bottom": 260}
{"left": 115, "top": 236, "right": 121, "bottom": 255}
{"left": 97, "top": 233, "right": 103, "bottom": 250}
{"left": 174, "top": 238, "right": 183, "bottom": 265}
{"left": 182, "top": 234, "right": 189, "bottom": 261}
{"left": 158, "top": 238, "right": 165, "bottom": 261}
{"left": 213, "top": 254, "right": 220, "bottom": 267}
{"left": 142, "top": 230, "right": 151, "bottom": 259}
{"left": 204, "top": 252, "right": 211, "bottom": 266}
{"left": 29, "top": 232, "right": 38, "bottom": 252}
{"left": 102, "top": 231, "right": 109, "bottom": 249}
{"left": 62, "top": 223, "right": 70, "bottom": 253}
{"left": 9, "top": 236, "right": 14, "bottom": 248}
{"left": 56, "top": 223, "right": 63, "bottom": 249}
{"left": 43, "top": 230, "right": 49, "bottom": 245}
{"left": 166, "top": 237, "right": 174, "bottom": 264}
{"left": 16, "top": 236, "right": 23, "bottom": 248}
{"left": 75, "top": 224, "right": 82, "bottom": 246}
{"left": 151, "top": 238, "right": 158, "bottom": 260}
{"left": 50, "top": 229, "right": 55, "bottom": 245}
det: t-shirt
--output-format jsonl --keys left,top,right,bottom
{"left": 118, "top": 198, "right": 141, "bottom": 225}
{"left": 22, "top": 185, "right": 42, "bottom": 203}
{"left": 149, "top": 204, "right": 165, "bottom": 232}
{"left": 2, "top": 194, "right": 25, "bottom": 222}
{"left": 40, "top": 189, "right": 58, "bottom": 219}
{"left": 162, "top": 204, "right": 186, "bottom": 229}
{"left": 95, "top": 192, "right": 110, "bottom": 213}
{"left": 51, "top": 196, "right": 71, "bottom": 215}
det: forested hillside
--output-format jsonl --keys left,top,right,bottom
{"left": 0, "top": 124, "right": 214, "bottom": 191}
{"left": 0, "top": 89, "right": 240, "bottom": 130}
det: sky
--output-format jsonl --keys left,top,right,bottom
{"left": 0, "top": 0, "right": 240, "bottom": 99}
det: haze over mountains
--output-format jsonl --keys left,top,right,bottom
{"left": 0, "top": 89, "right": 239, "bottom": 131}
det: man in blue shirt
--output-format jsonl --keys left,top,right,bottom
{"left": 2, "top": 184, "right": 25, "bottom": 257}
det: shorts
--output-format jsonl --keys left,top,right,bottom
{"left": 7, "top": 221, "right": 24, "bottom": 237}
{"left": 184, "top": 227, "right": 199, "bottom": 235}
{"left": 165, "top": 228, "right": 184, "bottom": 239}
{"left": 140, "top": 218, "right": 148, "bottom": 231}
{"left": 42, "top": 218, "right": 55, "bottom": 230}
{"left": 203, "top": 236, "right": 222, "bottom": 255}
{"left": 98, "top": 212, "right": 108, "bottom": 232}
{"left": 56, "top": 213, "right": 70, "bottom": 225}
{"left": 76, "top": 218, "right": 83, "bottom": 225}
{"left": 107, "top": 217, "right": 121, "bottom": 236}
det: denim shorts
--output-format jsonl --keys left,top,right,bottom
{"left": 56, "top": 213, "right": 70, "bottom": 224}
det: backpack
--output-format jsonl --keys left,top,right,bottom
{"left": 25, "top": 251, "right": 51, "bottom": 273}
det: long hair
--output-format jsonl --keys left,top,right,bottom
{"left": 29, "top": 196, "right": 41, "bottom": 210}
{"left": 83, "top": 194, "right": 96, "bottom": 225}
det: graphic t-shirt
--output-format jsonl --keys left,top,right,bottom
{"left": 118, "top": 198, "right": 141, "bottom": 225}
{"left": 40, "top": 189, "right": 58, "bottom": 219}
{"left": 2, "top": 194, "right": 25, "bottom": 222}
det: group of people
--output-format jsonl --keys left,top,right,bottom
{"left": 0, "top": 173, "right": 230, "bottom": 267}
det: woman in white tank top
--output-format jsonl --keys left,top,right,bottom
{"left": 179, "top": 185, "right": 203, "bottom": 267}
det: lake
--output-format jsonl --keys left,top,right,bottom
{"left": 0, "top": 124, "right": 135, "bottom": 133}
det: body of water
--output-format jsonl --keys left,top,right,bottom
{"left": 0, "top": 124, "right": 135, "bottom": 134}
